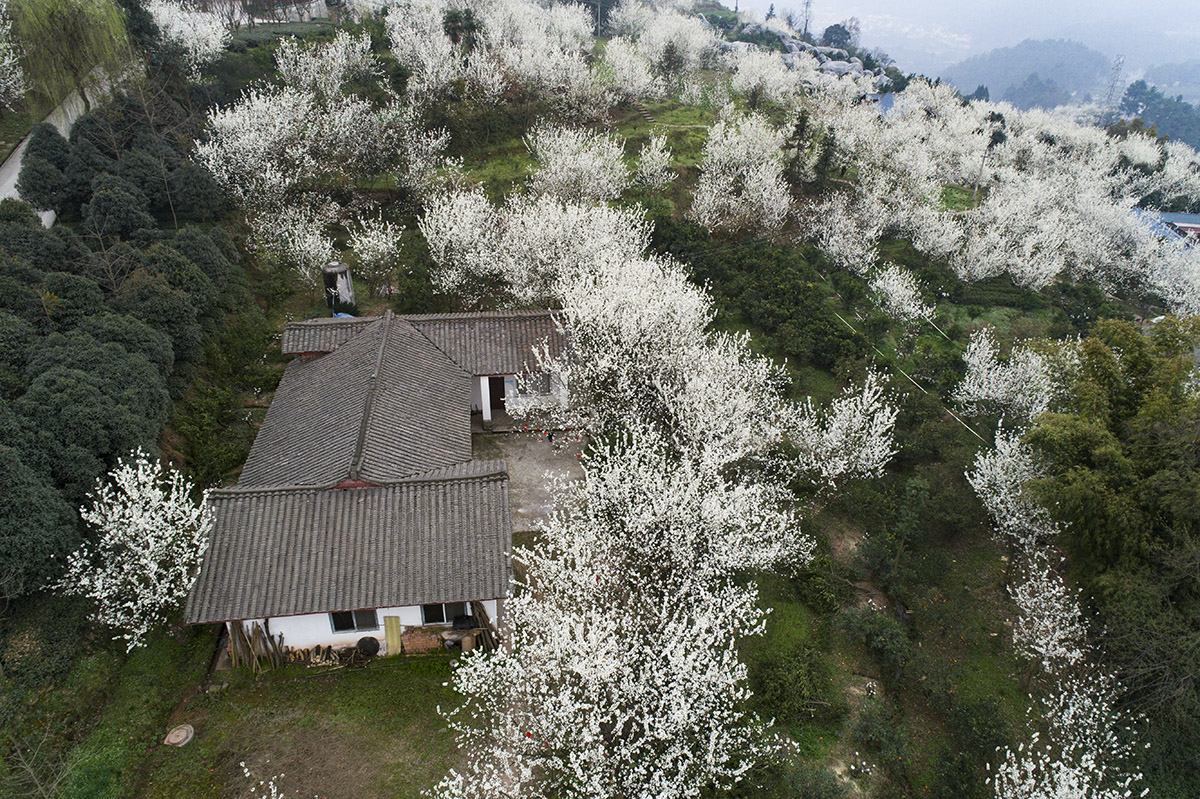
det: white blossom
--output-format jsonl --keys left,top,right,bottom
{"left": 789, "top": 370, "right": 899, "bottom": 490}
{"left": 0, "top": 0, "right": 23, "bottom": 109}
{"left": 385, "top": 0, "right": 462, "bottom": 101}
{"left": 525, "top": 123, "right": 631, "bottom": 202}
{"left": 253, "top": 203, "right": 337, "bottom": 286}
{"left": 966, "top": 427, "right": 1057, "bottom": 549}
{"left": 990, "top": 672, "right": 1144, "bottom": 799}
{"left": 350, "top": 214, "right": 405, "bottom": 295}
{"left": 435, "top": 433, "right": 793, "bottom": 799}
{"left": 634, "top": 133, "right": 674, "bottom": 190}
{"left": 54, "top": 450, "right": 212, "bottom": 651}
{"left": 869, "top": 263, "right": 932, "bottom": 321}
{"left": 728, "top": 48, "right": 798, "bottom": 108}
{"left": 147, "top": 0, "right": 230, "bottom": 77}
{"left": 690, "top": 109, "right": 790, "bottom": 232}
{"left": 954, "top": 328, "right": 1069, "bottom": 421}
{"left": 1008, "top": 549, "right": 1088, "bottom": 671}
{"left": 275, "top": 30, "right": 376, "bottom": 100}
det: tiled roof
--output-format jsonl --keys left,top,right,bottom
{"left": 407, "top": 311, "right": 567, "bottom": 376}
{"left": 238, "top": 313, "right": 473, "bottom": 488}
{"left": 281, "top": 315, "right": 380, "bottom": 355}
{"left": 184, "top": 461, "right": 512, "bottom": 623}
{"left": 280, "top": 311, "right": 567, "bottom": 375}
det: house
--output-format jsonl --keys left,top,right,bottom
{"left": 185, "top": 310, "right": 567, "bottom": 655}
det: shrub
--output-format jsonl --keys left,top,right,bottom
{"left": 750, "top": 642, "right": 844, "bottom": 724}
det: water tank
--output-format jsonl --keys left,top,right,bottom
{"left": 322, "top": 262, "right": 355, "bottom": 312}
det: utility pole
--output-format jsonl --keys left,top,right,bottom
{"left": 1103, "top": 54, "right": 1126, "bottom": 120}
{"left": 802, "top": 0, "right": 813, "bottom": 39}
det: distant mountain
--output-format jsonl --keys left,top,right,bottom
{"left": 1143, "top": 59, "right": 1200, "bottom": 106}
{"left": 940, "top": 39, "right": 1111, "bottom": 109}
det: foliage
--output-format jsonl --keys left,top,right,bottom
{"left": 9, "top": 0, "right": 128, "bottom": 113}
{"left": 0, "top": 441, "right": 78, "bottom": 599}
{"left": 1018, "top": 318, "right": 1200, "bottom": 792}
{"left": 54, "top": 449, "right": 212, "bottom": 651}
{"left": 1121, "top": 79, "right": 1200, "bottom": 149}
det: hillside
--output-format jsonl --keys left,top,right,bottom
{"left": 0, "top": 4, "right": 1198, "bottom": 799}
{"left": 1144, "top": 58, "right": 1200, "bottom": 105}
{"left": 941, "top": 38, "right": 1110, "bottom": 108}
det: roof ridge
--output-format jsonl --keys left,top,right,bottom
{"left": 349, "top": 310, "right": 394, "bottom": 481}
{"left": 211, "top": 463, "right": 510, "bottom": 498}
{"left": 402, "top": 310, "right": 560, "bottom": 320}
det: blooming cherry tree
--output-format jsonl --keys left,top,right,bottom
{"left": 954, "top": 328, "right": 1070, "bottom": 421}
{"left": 634, "top": 133, "right": 674, "bottom": 190}
{"left": 0, "top": 0, "right": 23, "bottom": 109}
{"left": 350, "top": 214, "right": 405, "bottom": 296}
{"left": 436, "top": 433, "right": 796, "bottom": 799}
{"left": 690, "top": 109, "right": 790, "bottom": 232}
{"left": 869, "top": 263, "right": 932, "bottom": 321}
{"left": 55, "top": 450, "right": 212, "bottom": 651}
{"left": 1008, "top": 549, "right": 1087, "bottom": 671}
{"left": 146, "top": 0, "right": 230, "bottom": 77}
{"left": 525, "top": 123, "right": 631, "bottom": 202}
{"left": 966, "top": 428, "right": 1057, "bottom": 549}
{"left": 789, "top": 370, "right": 899, "bottom": 490}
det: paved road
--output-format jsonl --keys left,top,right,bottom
{"left": 0, "top": 89, "right": 92, "bottom": 227}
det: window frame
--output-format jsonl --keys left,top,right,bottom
{"left": 421, "top": 602, "right": 472, "bottom": 626}
{"left": 328, "top": 608, "right": 379, "bottom": 634}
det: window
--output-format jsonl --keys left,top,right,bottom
{"left": 330, "top": 609, "right": 378, "bottom": 633}
{"left": 422, "top": 602, "right": 469, "bottom": 625}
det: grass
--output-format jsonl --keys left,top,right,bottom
{"left": 940, "top": 184, "right": 977, "bottom": 211}
{"left": 57, "top": 629, "right": 216, "bottom": 799}
{"left": 132, "top": 655, "right": 462, "bottom": 799}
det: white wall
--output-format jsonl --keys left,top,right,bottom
{"left": 470, "top": 375, "right": 484, "bottom": 413}
{"left": 235, "top": 599, "right": 500, "bottom": 654}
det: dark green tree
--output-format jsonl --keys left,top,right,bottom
{"left": 82, "top": 173, "right": 155, "bottom": 240}
{"left": 821, "top": 23, "right": 851, "bottom": 49}
{"left": 15, "top": 156, "right": 68, "bottom": 212}
{"left": 0, "top": 442, "right": 78, "bottom": 599}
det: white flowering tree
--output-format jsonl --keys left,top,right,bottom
{"left": 966, "top": 428, "right": 1056, "bottom": 549}
{"left": 350, "top": 214, "right": 405, "bottom": 296}
{"left": 634, "top": 133, "right": 674, "bottom": 190}
{"left": 55, "top": 450, "right": 212, "bottom": 651}
{"left": 690, "top": 109, "right": 790, "bottom": 233}
{"left": 989, "top": 672, "right": 1145, "bottom": 799}
{"left": 275, "top": 30, "right": 375, "bottom": 101}
{"left": 525, "top": 123, "right": 631, "bottom": 202}
{"left": 869, "top": 263, "right": 932, "bottom": 322}
{"left": 789, "top": 370, "right": 899, "bottom": 490}
{"left": 435, "top": 433, "right": 797, "bottom": 799}
{"left": 954, "top": 328, "right": 1070, "bottom": 422}
{"left": 0, "top": 0, "right": 25, "bottom": 108}
{"left": 146, "top": 0, "right": 229, "bottom": 77}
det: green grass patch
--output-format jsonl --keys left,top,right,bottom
{"left": 939, "top": 184, "right": 977, "bottom": 211}
{"left": 56, "top": 629, "right": 215, "bottom": 799}
{"left": 133, "top": 655, "right": 462, "bottom": 799}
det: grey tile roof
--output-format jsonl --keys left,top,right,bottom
{"left": 281, "top": 315, "right": 380, "bottom": 355}
{"left": 238, "top": 313, "right": 473, "bottom": 488}
{"left": 280, "top": 311, "right": 567, "bottom": 375}
{"left": 407, "top": 311, "right": 566, "bottom": 376}
{"left": 184, "top": 461, "right": 512, "bottom": 623}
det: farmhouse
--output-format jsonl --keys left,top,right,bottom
{"left": 185, "top": 310, "right": 567, "bottom": 655}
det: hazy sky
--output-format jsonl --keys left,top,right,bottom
{"left": 733, "top": 0, "right": 1200, "bottom": 77}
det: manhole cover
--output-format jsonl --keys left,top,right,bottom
{"left": 164, "top": 724, "right": 194, "bottom": 747}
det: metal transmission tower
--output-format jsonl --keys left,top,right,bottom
{"left": 1103, "top": 55, "right": 1126, "bottom": 117}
